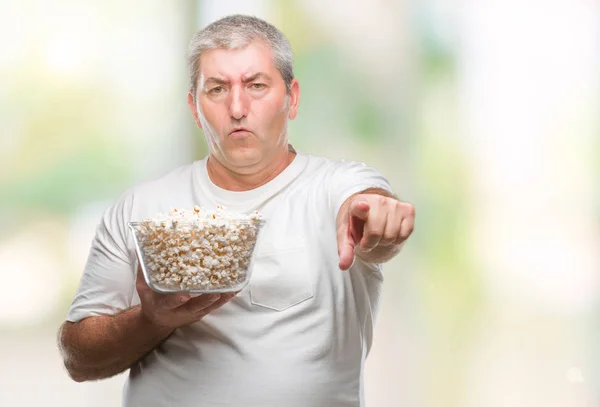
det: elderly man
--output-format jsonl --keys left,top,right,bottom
{"left": 59, "top": 14, "right": 414, "bottom": 407}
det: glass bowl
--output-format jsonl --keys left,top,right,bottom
{"left": 128, "top": 218, "right": 265, "bottom": 294}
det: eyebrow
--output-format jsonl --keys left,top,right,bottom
{"left": 203, "top": 77, "right": 228, "bottom": 86}
{"left": 203, "top": 72, "right": 271, "bottom": 87}
{"left": 242, "top": 72, "right": 271, "bottom": 83}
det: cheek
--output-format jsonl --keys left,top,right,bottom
{"left": 201, "top": 104, "right": 228, "bottom": 133}
{"left": 252, "top": 99, "right": 287, "bottom": 130}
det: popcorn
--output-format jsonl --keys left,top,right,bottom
{"left": 131, "top": 206, "right": 263, "bottom": 292}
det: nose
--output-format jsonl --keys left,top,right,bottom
{"left": 228, "top": 86, "right": 249, "bottom": 121}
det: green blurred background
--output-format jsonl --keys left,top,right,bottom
{"left": 1, "top": 0, "right": 598, "bottom": 406}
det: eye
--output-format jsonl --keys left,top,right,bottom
{"left": 249, "top": 83, "right": 266, "bottom": 90}
{"left": 209, "top": 86, "right": 224, "bottom": 94}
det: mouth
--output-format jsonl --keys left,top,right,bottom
{"left": 229, "top": 127, "right": 252, "bottom": 138}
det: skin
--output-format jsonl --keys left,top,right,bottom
{"left": 187, "top": 40, "right": 300, "bottom": 191}
{"left": 58, "top": 39, "right": 414, "bottom": 383}
{"left": 58, "top": 265, "right": 237, "bottom": 382}
{"left": 337, "top": 189, "right": 415, "bottom": 270}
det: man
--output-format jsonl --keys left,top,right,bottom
{"left": 59, "top": 14, "right": 414, "bottom": 407}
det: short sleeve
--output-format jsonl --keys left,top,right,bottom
{"left": 66, "top": 189, "right": 137, "bottom": 322}
{"left": 329, "top": 160, "right": 394, "bottom": 219}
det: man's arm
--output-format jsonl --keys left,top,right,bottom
{"left": 58, "top": 306, "right": 173, "bottom": 382}
{"left": 59, "top": 266, "right": 237, "bottom": 382}
{"left": 337, "top": 188, "right": 415, "bottom": 269}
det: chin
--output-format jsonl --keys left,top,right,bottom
{"left": 225, "top": 147, "right": 262, "bottom": 168}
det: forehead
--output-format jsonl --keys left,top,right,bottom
{"left": 199, "top": 41, "right": 277, "bottom": 80}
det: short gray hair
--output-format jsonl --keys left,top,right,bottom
{"left": 187, "top": 15, "right": 294, "bottom": 98}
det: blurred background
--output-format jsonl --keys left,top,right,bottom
{"left": 1, "top": 0, "right": 598, "bottom": 405}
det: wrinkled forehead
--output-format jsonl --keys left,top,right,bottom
{"left": 198, "top": 41, "right": 277, "bottom": 88}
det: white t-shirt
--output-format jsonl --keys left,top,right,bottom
{"left": 67, "top": 146, "right": 393, "bottom": 407}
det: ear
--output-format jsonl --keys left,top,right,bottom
{"left": 187, "top": 91, "right": 202, "bottom": 129}
{"left": 287, "top": 79, "right": 300, "bottom": 120}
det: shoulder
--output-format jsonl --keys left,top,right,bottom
{"left": 302, "top": 151, "right": 381, "bottom": 172}
{"left": 308, "top": 154, "right": 392, "bottom": 217}
{"left": 299, "top": 152, "right": 369, "bottom": 177}
{"left": 305, "top": 153, "right": 389, "bottom": 185}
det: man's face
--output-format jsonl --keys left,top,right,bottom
{"left": 188, "top": 41, "right": 299, "bottom": 172}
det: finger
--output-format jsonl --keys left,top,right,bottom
{"left": 349, "top": 207, "right": 365, "bottom": 246}
{"left": 337, "top": 214, "right": 354, "bottom": 270}
{"left": 135, "top": 263, "right": 152, "bottom": 296}
{"left": 211, "top": 292, "right": 238, "bottom": 303}
{"left": 338, "top": 236, "right": 355, "bottom": 271}
{"left": 157, "top": 292, "right": 191, "bottom": 310}
{"left": 360, "top": 203, "right": 385, "bottom": 252}
{"left": 194, "top": 293, "right": 236, "bottom": 318}
{"left": 196, "top": 292, "right": 237, "bottom": 313}
{"left": 337, "top": 217, "right": 356, "bottom": 270}
{"left": 397, "top": 215, "right": 415, "bottom": 243}
{"left": 181, "top": 293, "right": 221, "bottom": 314}
{"left": 350, "top": 200, "right": 370, "bottom": 221}
{"left": 379, "top": 204, "right": 401, "bottom": 246}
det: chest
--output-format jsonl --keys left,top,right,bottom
{"left": 243, "top": 189, "right": 344, "bottom": 312}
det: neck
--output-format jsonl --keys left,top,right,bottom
{"left": 206, "top": 147, "right": 296, "bottom": 192}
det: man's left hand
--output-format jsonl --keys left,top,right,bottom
{"left": 337, "top": 192, "right": 415, "bottom": 270}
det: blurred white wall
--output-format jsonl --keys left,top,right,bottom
{"left": 461, "top": 1, "right": 600, "bottom": 406}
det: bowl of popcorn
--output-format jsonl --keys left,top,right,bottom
{"left": 128, "top": 206, "right": 265, "bottom": 294}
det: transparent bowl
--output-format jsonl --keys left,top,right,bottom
{"left": 128, "top": 218, "right": 265, "bottom": 294}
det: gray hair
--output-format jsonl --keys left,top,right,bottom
{"left": 187, "top": 14, "right": 294, "bottom": 99}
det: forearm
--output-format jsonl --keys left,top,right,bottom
{"left": 59, "top": 306, "right": 173, "bottom": 382}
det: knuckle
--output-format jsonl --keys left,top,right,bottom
{"left": 196, "top": 295, "right": 220, "bottom": 308}
{"left": 366, "top": 235, "right": 380, "bottom": 245}
{"left": 384, "top": 232, "right": 396, "bottom": 242}
{"left": 194, "top": 309, "right": 207, "bottom": 317}
{"left": 364, "top": 231, "right": 379, "bottom": 241}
